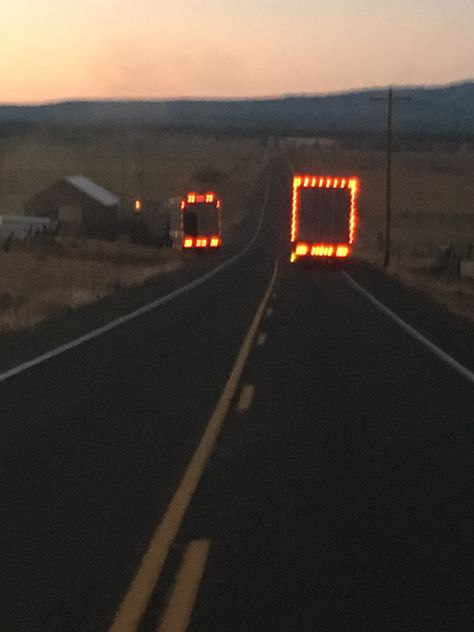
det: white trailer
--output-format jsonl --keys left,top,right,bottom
{"left": 0, "top": 216, "right": 52, "bottom": 241}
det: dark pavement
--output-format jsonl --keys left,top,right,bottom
{"left": 0, "top": 158, "right": 473, "bottom": 631}
{"left": 180, "top": 263, "right": 474, "bottom": 632}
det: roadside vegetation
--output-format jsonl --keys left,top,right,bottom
{"left": 0, "top": 129, "right": 266, "bottom": 332}
{"left": 0, "top": 241, "right": 183, "bottom": 332}
{"left": 289, "top": 142, "right": 474, "bottom": 321}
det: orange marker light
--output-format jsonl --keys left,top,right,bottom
{"left": 348, "top": 177, "right": 359, "bottom": 245}
{"left": 134, "top": 199, "right": 142, "bottom": 213}
{"left": 291, "top": 177, "right": 300, "bottom": 242}
{"left": 309, "top": 244, "right": 336, "bottom": 257}
{"left": 295, "top": 243, "right": 309, "bottom": 256}
{"left": 336, "top": 245, "right": 349, "bottom": 257}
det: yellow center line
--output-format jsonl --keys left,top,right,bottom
{"left": 108, "top": 260, "right": 279, "bottom": 632}
{"left": 157, "top": 539, "right": 210, "bottom": 632}
{"left": 237, "top": 384, "right": 255, "bottom": 413}
{"left": 257, "top": 332, "right": 267, "bottom": 346}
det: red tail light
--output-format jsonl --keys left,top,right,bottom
{"left": 291, "top": 243, "right": 351, "bottom": 259}
{"left": 183, "top": 238, "right": 194, "bottom": 248}
{"left": 295, "top": 243, "right": 309, "bottom": 256}
{"left": 336, "top": 245, "right": 349, "bottom": 258}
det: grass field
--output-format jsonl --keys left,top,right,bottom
{"left": 0, "top": 243, "right": 182, "bottom": 332}
{"left": 0, "top": 130, "right": 265, "bottom": 332}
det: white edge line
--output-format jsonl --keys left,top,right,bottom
{"left": 0, "top": 169, "right": 272, "bottom": 385}
{"left": 342, "top": 271, "right": 474, "bottom": 385}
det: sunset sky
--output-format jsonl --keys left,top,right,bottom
{"left": 2, "top": 0, "right": 473, "bottom": 103}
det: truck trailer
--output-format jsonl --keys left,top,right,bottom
{"left": 169, "top": 192, "right": 222, "bottom": 250}
{"left": 290, "top": 175, "right": 359, "bottom": 262}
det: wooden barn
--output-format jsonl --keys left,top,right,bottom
{"left": 24, "top": 176, "right": 120, "bottom": 239}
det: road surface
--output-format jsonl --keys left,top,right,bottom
{"left": 0, "top": 158, "right": 473, "bottom": 631}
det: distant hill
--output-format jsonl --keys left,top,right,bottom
{"left": 1, "top": 82, "right": 473, "bottom": 137}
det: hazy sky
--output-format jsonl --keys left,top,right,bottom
{"left": 1, "top": 0, "right": 473, "bottom": 103}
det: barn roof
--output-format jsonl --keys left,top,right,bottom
{"left": 65, "top": 175, "right": 119, "bottom": 207}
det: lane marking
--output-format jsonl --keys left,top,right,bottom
{"left": 237, "top": 384, "right": 255, "bottom": 413}
{"left": 157, "top": 539, "right": 210, "bottom": 632}
{"left": 109, "top": 260, "right": 279, "bottom": 632}
{"left": 257, "top": 332, "right": 267, "bottom": 346}
{"left": 266, "top": 307, "right": 273, "bottom": 317}
{"left": 0, "top": 170, "right": 272, "bottom": 385}
{"left": 342, "top": 272, "right": 474, "bottom": 385}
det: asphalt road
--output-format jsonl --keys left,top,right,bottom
{"left": 0, "top": 158, "right": 473, "bottom": 632}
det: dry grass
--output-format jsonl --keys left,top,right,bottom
{"left": 53, "top": 236, "right": 184, "bottom": 266}
{"left": 0, "top": 244, "right": 182, "bottom": 332}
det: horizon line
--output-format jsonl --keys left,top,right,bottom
{"left": 1, "top": 78, "right": 473, "bottom": 108}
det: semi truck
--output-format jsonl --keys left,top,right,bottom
{"left": 169, "top": 192, "right": 222, "bottom": 250}
{"left": 290, "top": 175, "right": 359, "bottom": 262}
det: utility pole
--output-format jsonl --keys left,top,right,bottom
{"left": 120, "top": 143, "right": 125, "bottom": 215}
{"left": 133, "top": 137, "right": 145, "bottom": 204}
{"left": 371, "top": 86, "right": 411, "bottom": 268}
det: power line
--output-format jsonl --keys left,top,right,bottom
{"left": 371, "top": 87, "right": 411, "bottom": 269}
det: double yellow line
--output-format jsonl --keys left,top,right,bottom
{"left": 109, "top": 259, "right": 279, "bottom": 632}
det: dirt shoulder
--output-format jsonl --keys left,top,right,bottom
{"left": 390, "top": 267, "right": 474, "bottom": 324}
{"left": 0, "top": 240, "right": 183, "bottom": 333}
{"left": 356, "top": 247, "right": 474, "bottom": 324}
